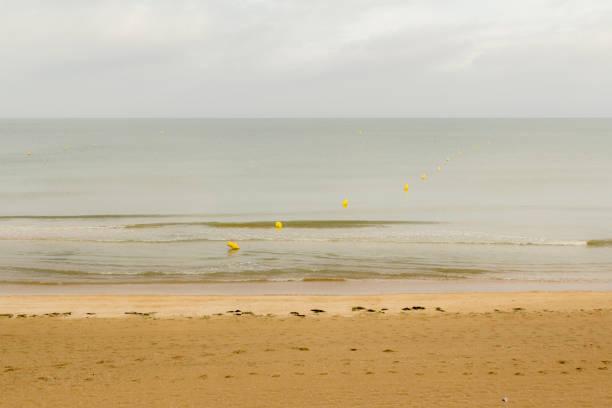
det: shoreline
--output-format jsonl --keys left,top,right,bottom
{"left": 2, "top": 278, "right": 612, "bottom": 296}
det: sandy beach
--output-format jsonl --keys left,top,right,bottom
{"left": 1, "top": 291, "right": 611, "bottom": 407}
{"left": 3, "top": 0, "right": 612, "bottom": 405}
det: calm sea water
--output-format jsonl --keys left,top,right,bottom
{"left": 0, "top": 118, "right": 611, "bottom": 284}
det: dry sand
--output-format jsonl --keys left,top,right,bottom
{"left": 1, "top": 292, "right": 612, "bottom": 407}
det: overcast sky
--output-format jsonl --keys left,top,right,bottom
{"left": 1, "top": 0, "right": 611, "bottom": 117}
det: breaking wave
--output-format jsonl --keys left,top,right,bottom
{"left": 123, "top": 220, "right": 440, "bottom": 229}
{"left": 587, "top": 239, "right": 612, "bottom": 247}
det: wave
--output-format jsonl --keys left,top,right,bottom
{"left": 0, "top": 214, "right": 187, "bottom": 220}
{"left": 0, "top": 235, "right": 591, "bottom": 247}
{"left": 587, "top": 239, "right": 612, "bottom": 247}
{"left": 0, "top": 267, "right": 483, "bottom": 284}
{"left": 427, "top": 267, "right": 490, "bottom": 274}
{"left": 0, "top": 237, "right": 214, "bottom": 244}
{"left": 321, "top": 238, "right": 588, "bottom": 247}
{"left": 1, "top": 266, "right": 94, "bottom": 277}
{"left": 123, "top": 220, "right": 440, "bottom": 229}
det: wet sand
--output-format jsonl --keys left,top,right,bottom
{"left": 3, "top": 278, "right": 612, "bottom": 296}
{"left": 1, "top": 292, "right": 612, "bottom": 407}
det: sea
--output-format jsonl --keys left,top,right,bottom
{"left": 1, "top": 118, "right": 611, "bottom": 287}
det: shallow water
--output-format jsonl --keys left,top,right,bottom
{"left": 1, "top": 118, "right": 611, "bottom": 284}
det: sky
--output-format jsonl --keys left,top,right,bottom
{"left": 1, "top": 0, "right": 611, "bottom": 117}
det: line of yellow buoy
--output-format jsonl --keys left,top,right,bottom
{"left": 226, "top": 145, "right": 480, "bottom": 252}
{"left": 21, "top": 138, "right": 486, "bottom": 254}
{"left": 21, "top": 141, "right": 479, "bottom": 254}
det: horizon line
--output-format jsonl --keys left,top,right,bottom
{"left": 1, "top": 116, "right": 612, "bottom": 120}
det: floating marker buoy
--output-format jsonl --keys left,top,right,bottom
{"left": 26, "top": 151, "right": 32, "bottom": 156}
{"left": 227, "top": 241, "right": 240, "bottom": 250}
{"left": 420, "top": 173, "right": 428, "bottom": 181}
{"left": 342, "top": 199, "right": 348, "bottom": 208}
{"left": 275, "top": 221, "right": 283, "bottom": 229}
{"left": 403, "top": 183, "right": 409, "bottom": 192}
{"left": 437, "top": 166, "right": 441, "bottom": 171}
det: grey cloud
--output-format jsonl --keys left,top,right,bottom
{"left": 1, "top": 0, "right": 611, "bottom": 116}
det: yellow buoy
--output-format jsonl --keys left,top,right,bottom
{"left": 275, "top": 221, "right": 283, "bottom": 229}
{"left": 227, "top": 241, "right": 240, "bottom": 250}
{"left": 403, "top": 183, "right": 409, "bottom": 192}
{"left": 437, "top": 166, "right": 442, "bottom": 171}
{"left": 420, "top": 173, "right": 428, "bottom": 181}
{"left": 342, "top": 199, "right": 348, "bottom": 208}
